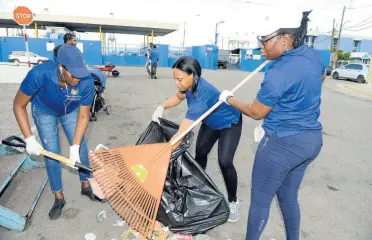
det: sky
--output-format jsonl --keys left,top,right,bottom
{"left": 0, "top": 0, "right": 372, "bottom": 49}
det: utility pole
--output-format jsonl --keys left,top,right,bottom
{"left": 333, "top": 6, "right": 346, "bottom": 69}
{"left": 182, "top": 21, "right": 186, "bottom": 50}
{"left": 330, "top": 18, "right": 335, "bottom": 67}
{"left": 214, "top": 21, "right": 225, "bottom": 46}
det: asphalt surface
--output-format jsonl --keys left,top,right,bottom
{"left": 0, "top": 66, "right": 371, "bottom": 240}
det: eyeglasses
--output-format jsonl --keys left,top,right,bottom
{"left": 257, "top": 33, "right": 282, "bottom": 45}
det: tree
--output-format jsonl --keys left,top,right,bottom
{"left": 337, "top": 50, "right": 351, "bottom": 61}
{"left": 343, "top": 52, "right": 351, "bottom": 61}
{"left": 337, "top": 50, "right": 344, "bottom": 60}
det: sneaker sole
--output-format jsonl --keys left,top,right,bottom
{"left": 228, "top": 217, "right": 239, "bottom": 223}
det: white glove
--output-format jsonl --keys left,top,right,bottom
{"left": 219, "top": 90, "right": 234, "bottom": 105}
{"left": 69, "top": 144, "right": 81, "bottom": 169}
{"left": 152, "top": 106, "right": 164, "bottom": 124}
{"left": 254, "top": 124, "right": 265, "bottom": 143}
{"left": 24, "top": 135, "right": 43, "bottom": 155}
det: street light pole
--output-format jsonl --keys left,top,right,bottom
{"left": 182, "top": 14, "right": 201, "bottom": 50}
{"left": 215, "top": 21, "right": 225, "bottom": 46}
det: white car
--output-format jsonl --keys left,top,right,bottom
{"left": 8, "top": 51, "right": 49, "bottom": 65}
{"left": 331, "top": 63, "right": 369, "bottom": 83}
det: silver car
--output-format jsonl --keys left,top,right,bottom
{"left": 331, "top": 63, "right": 369, "bottom": 83}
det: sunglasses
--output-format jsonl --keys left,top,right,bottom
{"left": 257, "top": 33, "right": 282, "bottom": 45}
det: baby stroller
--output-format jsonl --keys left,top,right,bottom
{"left": 87, "top": 67, "right": 111, "bottom": 121}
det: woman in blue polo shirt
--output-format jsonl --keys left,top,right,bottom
{"left": 219, "top": 11, "right": 326, "bottom": 239}
{"left": 152, "top": 56, "right": 242, "bottom": 223}
{"left": 13, "top": 45, "right": 96, "bottom": 220}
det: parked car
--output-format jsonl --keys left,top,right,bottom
{"left": 8, "top": 51, "right": 49, "bottom": 65}
{"left": 331, "top": 63, "right": 369, "bottom": 83}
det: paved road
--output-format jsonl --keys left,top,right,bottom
{"left": 0, "top": 67, "right": 371, "bottom": 240}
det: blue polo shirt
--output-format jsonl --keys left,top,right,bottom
{"left": 185, "top": 77, "right": 241, "bottom": 130}
{"left": 20, "top": 63, "right": 94, "bottom": 116}
{"left": 257, "top": 45, "right": 324, "bottom": 137}
{"left": 150, "top": 49, "right": 159, "bottom": 64}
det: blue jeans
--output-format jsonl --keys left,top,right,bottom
{"left": 246, "top": 130, "right": 323, "bottom": 240}
{"left": 32, "top": 104, "right": 91, "bottom": 193}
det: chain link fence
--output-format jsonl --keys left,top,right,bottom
{"left": 103, "top": 43, "right": 147, "bottom": 56}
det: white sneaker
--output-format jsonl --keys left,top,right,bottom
{"left": 228, "top": 200, "right": 240, "bottom": 222}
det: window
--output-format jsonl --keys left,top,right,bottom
{"left": 348, "top": 64, "right": 363, "bottom": 70}
{"left": 333, "top": 38, "right": 338, "bottom": 46}
{"left": 355, "top": 64, "right": 363, "bottom": 70}
{"left": 344, "top": 64, "right": 352, "bottom": 69}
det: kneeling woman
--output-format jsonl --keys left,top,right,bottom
{"left": 151, "top": 56, "right": 242, "bottom": 222}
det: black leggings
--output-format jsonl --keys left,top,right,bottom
{"left": 195, "top": 115, "right": 242, "bottom": 202}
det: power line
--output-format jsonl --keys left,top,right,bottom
{"left": 344, "top": 23, "right": 372, "bottom": 31}
{"left": 344, "top": 16, "right": 372, "bottom": 29}
{"left": 349, "top": 3, "right": 372, "bottom": 9}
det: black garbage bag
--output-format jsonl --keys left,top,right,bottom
{"left": 135, "top": 118, "right": 230, "bottom": 235}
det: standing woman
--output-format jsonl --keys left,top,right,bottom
{"left": 13, "top": 45, "right": 96, "bottom": 220}
{"left": 151, "top": 56, "right": 242, "bottom": 222}
{"left": 219, "top": 11, "right": 326, "bottom": 239}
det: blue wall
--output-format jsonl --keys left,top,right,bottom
{"left": 314, "top": 35, "right": 331, "bottom": 50}
{"left": 0, "top": 36, "right": 102, "bottom": 65}
{"left": 339, "top": 37, "right": 354, "bottom": 53}
{"left": 360, "top": 39, "right": 372, "bottom": 55}
{"left": 82, "top": 41, "right": 103, "bottom": 65}
{"left": 0, "top": 37, "right": 219, "bottom": 69}
{"left": 102, "top": 55, "right": 147, "bottom": 66}
{"left": 316, "top": 49, "right": 331, "bottom": 66}
{"left": 313, "top": 34, "right": 372, "bottom": 55}
{"left": 239, "top": 48, "right": 330, "bottom": 73}
{"left": 239, "top": 49, "right": 272, "bottom": 72}
{"left": 188, "top": 45, "right": 218, "bottom": 70}
{"left": 167, "top": 45, "right": 217, "bottom": 69}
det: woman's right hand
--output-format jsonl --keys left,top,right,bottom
{"left": 24, "top": 135, "right": 44, "bottom": 155}
{"left": 152, "top": 106, "right": 164, "bottom": 124}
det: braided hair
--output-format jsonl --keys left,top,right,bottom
{"left": 293, "top": 11, "right": 312, "bottom": 48}
{"left": 277, "top": 10, "right": 312, "bottom": 48}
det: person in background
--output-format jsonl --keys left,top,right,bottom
{"left": 13, "top": 45, "right": 97, "bottom": 221}
{"left": 149, "top": 44, "right": 159, "bottom": 79}
{"left": 64, "top": 33, "right": 77, "bottom": 46}
{"left": 219, "top": 11, "right": 326, "bottom": 240}
{"left": 152, "top": 56, "right": 242, "bottom": 222}
{"left": 145, "top": 42, "right": 154, "bottom": 78}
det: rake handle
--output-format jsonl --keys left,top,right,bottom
{"left": 170, "top": 60, "right": 271, "bottom": 146}
{"left": 1, "top": 135, "right": 92, "bottom": 172}
{"left": 40, "top": 149, "right": 93, "bottom": 172}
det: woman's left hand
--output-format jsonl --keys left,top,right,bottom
{"left": 69, "top": 144, "right": 81, "bottom": 169}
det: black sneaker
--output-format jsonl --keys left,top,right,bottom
{"left": 49, "top": 198, "right": 66, "bottom": 220}
{"left": 81, "top": 186, "right": 96, "bottom": 201}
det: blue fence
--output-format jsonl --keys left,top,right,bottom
{"left": 0, "top": 36, "right": 330, "bottom": 71}
{"left": 239, "top": 48, "right": 331, "bottom": 72}
{"left": 0, "top": 36, "right": 102, "bottom": 65}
